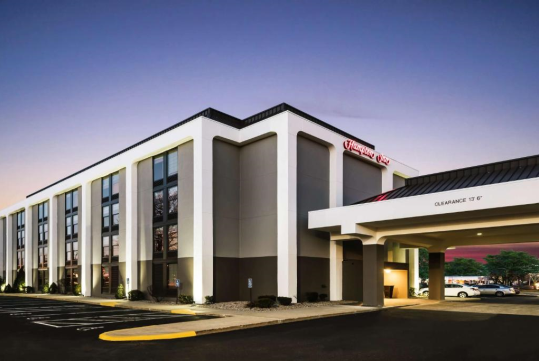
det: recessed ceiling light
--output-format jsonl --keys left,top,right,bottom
{"left": 477, "top": 233, "right": 483, "bottom": 236}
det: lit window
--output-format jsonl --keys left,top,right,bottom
{"left": 112, "top": 235, "right": 119, "bottom": 258}
{"left": 168, "top": 225, "right": 178, "bottom": 252}
{"left": 154, "top": 227, "right": 164, "bottom": 253}
{"left": 168, "top": 186, "right": 178, "bottom": 214}
{"left": 102, "top": 236, "right": 110, "bottom": 259}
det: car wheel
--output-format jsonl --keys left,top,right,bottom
{"left": 423, "top": 291, "right": 429, "bottom": 297}
{"left": 495, "top": 291, "right": 504, "bottom": 297}
{"left": 458, "top": 292, "right": 467, "bottom": 298}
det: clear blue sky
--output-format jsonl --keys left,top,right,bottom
{"left": 1, "top": 0, "right": 538, "bottom": 210}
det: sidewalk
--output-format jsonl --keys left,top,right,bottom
{"left": 1, "top": 293, "right": 435, "bottom": 341}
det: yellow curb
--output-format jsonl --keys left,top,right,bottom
{"left": 171, "top": 309, "right": 197, "bottom": 315}
{"left": 100, "top": 302, "right": 118, "bottom": 307}
{"left": 99, "top": 330, "right": 196, "bottom": 342}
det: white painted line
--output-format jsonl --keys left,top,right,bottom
{"left": 34, "top": 313, "right": 188, "bottom": 328}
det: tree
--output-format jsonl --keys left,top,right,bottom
{"left": 484, "top": 251, "right": 539, "bottom": 285}
{"left": 445, "top": 258, "right": 487, "bottom": 276}
{"left": 419, "top": 248, "right": 429, "bottom": 281}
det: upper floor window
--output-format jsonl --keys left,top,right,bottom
{"left": 66, "top": 214, "right": 78, "bottom": 239}
{"left": 102, "top": 172, "right": 120, "bottom": 202}
{"left": 65, "top": 189, "right": 78, "bottom": 214}
{"left": 17, "top": 210, "right": 25, "bottom": 229}
{"left": 153, "top": 156, "right": 164, "bottom": 186}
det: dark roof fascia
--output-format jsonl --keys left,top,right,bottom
{"left": 405, "top": 155, "right": 539, "bottom": 186}
{"left": 27, "top": 104, "right": 374, "bottom": 198}
{"left": 242, "top": 103, "right": 375, "bottom": 149}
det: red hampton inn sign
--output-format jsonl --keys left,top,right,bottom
{"left": 343, "top": 139, "right": 390, "bottom": 166}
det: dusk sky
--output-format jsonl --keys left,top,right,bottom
{"left": 1, "top": 1, "right": 538, "bottom": 260}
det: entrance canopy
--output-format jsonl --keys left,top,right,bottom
{"left": 309, "top": 155, "right": 539, "bottom": 306}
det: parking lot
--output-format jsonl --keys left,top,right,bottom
{"left": 0, "top": 296, "right": 213, "bottom": 338}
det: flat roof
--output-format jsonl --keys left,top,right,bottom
{"left": 27, "top": 103, "right": 374, "bottom": 198}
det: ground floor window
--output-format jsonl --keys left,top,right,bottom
{"left": 101, "top": 265, "right": 119, "bottom": 294}
{"left": 152, "top": 261, "right": 178, "bottom": 296}
{"left": 38, "top": 270, "right": 49, "bottom": 291}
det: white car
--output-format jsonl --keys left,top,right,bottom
{"left": 418, "top": 284, "right": 481, "bottom": 298}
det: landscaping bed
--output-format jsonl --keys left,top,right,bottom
{"left": 198, "top": 300, "right": 358, "bottom": 312}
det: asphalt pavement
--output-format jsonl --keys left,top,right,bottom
{"left": 1, "top": 295, "right": 538, "bottom": 360}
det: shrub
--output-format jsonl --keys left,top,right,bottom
{"left": 178, "top": 295, "right": 194, "bottom": 304}
{"left": 128, "top": 290, "right": 145, "bottom": 301}
{"left": 25, "top": 286, "right": 35, "bottom": 294}
{"left": 115, "top": 284, "right": 125, "bottom": 299}
{"left": 41, "top": 284, "right": 50, "bottom": 293}
{"left": 319, "top": 293, "right": 328, "bottom": 301}
{"left": 49, "top": 282, "right": 58, "bottom": 294}
{"left": 306, "top": 292, "right": 319, "bottom": 302}
{"left": 147, "top": 285, "right": 165, "bottom": 302}
{"left": 4, "top": 284, "right": 13, "bottom": 293}
{"left": 254, "top": 298, "right": 274, "bottom": 308}
{"left": 0, "top": 284, "right": 5, "bottom": 293}
{"left": 205, "top": 295, "right": 215, "bottom": 304}
{"left": 73, "top": 284, "right": 82, "bottom": 296}
{"left": 277, "top": 297, "right": 292, "bottom": 306}
{"left": 13, "top": 269, "right": 25, "bottom": 293}
{"left": 258, "top": 295, "right": 277, "bottom": 302}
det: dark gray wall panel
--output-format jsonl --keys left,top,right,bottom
{"left": 297, "top": 136, "right": 330, "bottom": 258}
{"left": 214, "top": 257, "right": 240, "bottom": 302}
{"left": 343, "top": 154, "right": 382, "bottom": 206}
{"left": 343, "top": 260, "right": 363, "bottom": 301}
{"left": 297, "top": 256, "right": 329, "bottom": 302}
{"left": 239, "top": 257, "right": 277, "bottom": 300}
{"left": 343, "top": 240, "right": 363, "bottom": 260}
{"left": 138, "top": 260, "right": 152, "bottom": 298}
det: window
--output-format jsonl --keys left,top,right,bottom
{"left": 102, "top": 178, "right": 110, "bottom": 200}
{"left": 43, "top": 201, "right": 48, "bottom": 220}
{"left": 73, "top": 214, "right": 78, "bottom": 236}
{"left": 112, "top": 173, "right": 120, "bottom": 197}
{"left": 38, "top": 204, "right": 44, "bottom": 221}
{"left": 67, "top": 243, "right": 72, "bottom": 262}
{"left": 112, "top": 235, "right": 119, "bottom": 258}
{"left": 101, "top": 172, "right": 121, "bottom": 294}
{"left": 73, "top": 242, "right": 78, "bottom": 263}
{"left": 66, "top": 216, "right": 72, "bottom": 237}
{"left": 154, "top": 227, "right": 164, "bottom": 253}
{"left": 66, "top": 192, "right": 72, "bottom": 211}
{"left": 168, "top": 225, "right": 178, "bottom": 252}
{"left": 39, "top": 248, "right": 44, "bottom": 268}
{"left": 112, "top": 203, "right": 120, "bottom": 226}
{"left": 39, "top": 225, "right": 44, "bottom": 244}
{"left": 167, "top": 149, "right": 178, "bottom": 179}
{"left": 102, "top": 266, "right": 110, "bottom": 293}
{"left": 154, "top": 191, "right": 164, "bottom": 219}
{"left": 153, "top": 149, "right": 180, "bottom": 295}
{"left": 168, "top": 186, "right": 178, "bottom": 215}
{"left": 103, "top": 206, "right": 110, "bottom": 229}
{"left": 72, "top": 190, "right": 78, "bottom": 210}
{"left": 102, "top": 236, "right": 110, "bottom": 260}
{"left": 37, "top": 201, "right": 48, "bottom": 270}
{"left": 153, "top": 156, "right": 164, "bottom": 185}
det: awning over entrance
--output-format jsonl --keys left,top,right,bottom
{"left": 309, "top": 155, "right": 539, "bottom": 307}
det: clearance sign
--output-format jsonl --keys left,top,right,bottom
{"left": 343, "top": 139, "right": 390, "bottom": 166}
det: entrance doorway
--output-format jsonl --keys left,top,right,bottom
{"left": 64, "top": 267, "right": 79, "bottom": 294}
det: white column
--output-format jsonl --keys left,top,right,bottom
{"left": 6, "top": 214, "right": 13, "bottom": 284}
{"left": 25, "top": 206, "right": 33, "bottom": 286}
{"left": 329, "top": 147, "right": 344, "bottom": 301}
{"left": 81, "top": 183, "right": 92, "bottom": 296}
{"left": 49, "top": 196, "right": 58, "bottom": 284}
{"left": 125, "top": 162, "right": 138, "bottom": 293}
{"left": 193, "top": 134, "right": 214, "bottom": 304}
{"left": 408, "top": 248, "right": 420, "bottom": 293}
{"left": 277, "top": 121, "right": 297, "bottom": 300}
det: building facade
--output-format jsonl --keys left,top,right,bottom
{"left": 0, "top": 104, "right": 418, "bottom": 303}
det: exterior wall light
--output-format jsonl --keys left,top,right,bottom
{"left": 384, "top": 269, "right": 392, "bottom": 274}
{"left": 477, "top": 233, "right": 483, "bottom": 236}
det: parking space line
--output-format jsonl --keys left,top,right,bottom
{"left": 34, "top": 312, "right": 189, "bottom": 328}
{"left": 25, "top": 308, "right": 140, "bottom": 319}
